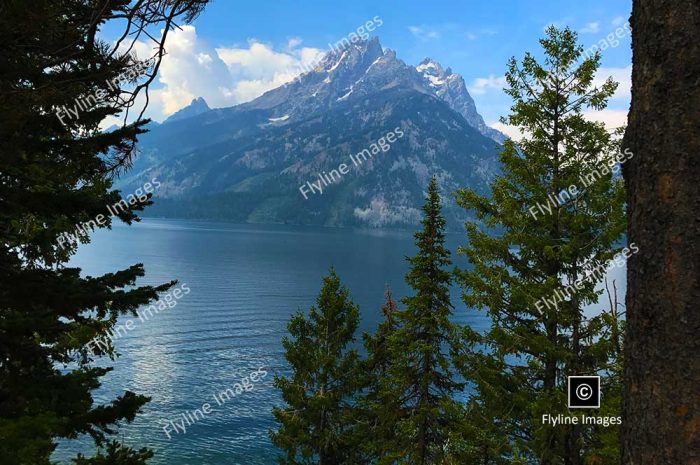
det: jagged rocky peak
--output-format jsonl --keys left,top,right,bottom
{"left": 317, "top": 36, "right": 384, "bottom": 72}
{"left": 417, "top": 57, "right": 446, "bottom": 77}
{"left": 417, "top": 58, "right": 458, "bottom": 85}
{"left": 243, "top": 36, "right": 504, "bottom": 142}
{"left": 120, "top": 37, "right": 506, "bottom": 229}
{"left": 415, "top": 57, "right": 506, "bottom": 143}
{"left": 382, "top": 48, "right": 397, "bottom": 60}
{"left": 415, "top": 58, "right": 457, "bottom": 89}
{"left": 164, "top": 97, "right": 210, "bottom": 123}
{"left": 189, "top": 96, "right": 209, "bottom": 108}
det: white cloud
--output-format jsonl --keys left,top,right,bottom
{"left": 111, "top": 26, "right": 325, "bottom": 122}
{"left": 468, "top": 75, "right": 507, "bottom": 95}
{"left": 216, "top": 42, "right": 299, "bottom": 79}
{"left": 216, "top": 41, "right": 325, "bottom": 103}
{"left": 594, "top": 66, "right": 632, "bottom": 100}
{"left": 287, "top": 37, "right": 303, "bottom": 49}
{"left": 544, "top": 17, "right": 574, "bottom": 32}
{"left": 408, "top": 25, "right": 441, "bottom": 41}
{"left": 581, "top": 22, "right": 601, "bottom": 34}
{"left": 196, "top": 52, "right": 213, "bottom": 65}
{"left": 583, "top": 109, "right": 628, "bottom": 130}
{"left": 489, "top": 122, "right": 526, "bottom": 141}
{"left": 482, "top": 67, "right": 630, "bottom": 139}
{"left": 490, "top": 109, "right": 629, "bottom": 141}
{"left": 466, "top": 28, "right": 497, "bottom": 41}
{"left": 612, "top": 16, "right": 626, "bottom": 27}
{"left": 144, "top": 25, "right": 237, "bottom": 117}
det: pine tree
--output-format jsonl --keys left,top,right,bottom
{"left": 386, "top": 177, "right": 462, "bottom": 465}
{"left": 365, "top": 288, "right": 399, "bottom": 383}
{"left": 0, "top": 2, "right": 206, "bottom": 464}
{"left": 271, "top": 269, "right": 363, "bottom": 465}
{"left": 455, "top": 27, "right": 626, "bottom": 464}
{"left": 359, "top": 287, "right": 400, "bottom": 463}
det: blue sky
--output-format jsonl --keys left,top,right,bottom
{"left": 107, "top": 0, "right": 632, "bottom": 134}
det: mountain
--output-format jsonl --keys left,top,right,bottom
{"left": 117, "top": 37, "right": 504, "bottom": 229}
{"left": 415, "top": 58, "right": 506, "bottom": 143}
{"left": 163, "top": 97, "right": 210, "bottom": 123}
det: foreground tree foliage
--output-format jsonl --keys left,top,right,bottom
{"left": 454, "top": 27, "right": 626, "bottom": 464}
{"left": 272, "top": 179, "right": 462, "bottom": 465}
{"left": 270, "top": 30, "right": 636, "bottom": 461}
{"left": 0, "top": 1, "right": 206, "bottom": 464}
{"left": 270, "top": 269, "right": 363, "bottom": 465}
{"left": 384, "top": 177, "right": 462, "bottom": 465}
{"left": 358, "top": 288, "right": 400, "bottom": 463}
{"left": 622, "top": 1, "right": 700, "bottom": 463}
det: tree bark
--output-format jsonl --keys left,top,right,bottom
{"left": 622, "top": 1, "right": 700, "bottom": 464}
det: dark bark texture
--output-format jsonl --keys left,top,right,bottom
{"left": 622, "top": 1, "right": 700, "bottom": 464}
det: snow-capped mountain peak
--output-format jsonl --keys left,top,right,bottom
{"left": 416, "top": 58, "right": 457, "bottom": 87}
{"left": 240, "top": 37, "right": 504, "bottom": 142}
{"left": 416, "top": 57, "right": 445, "bottom": 75}
{"left": 119, "top": 36, "right": 505, "bottom": 229}
{"left": 316, "top": 36, "right": 383, "bottom": 75}
{"left": 415, "top": 57, "right": 505, "bottom": 143}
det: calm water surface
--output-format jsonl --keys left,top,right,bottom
{"left": 54, "top": 218, "right": 625, "bottom": 464}
{"left": 54, "top": 218, "right": 489, "bottom": 465}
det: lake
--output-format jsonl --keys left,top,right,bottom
{"left": 53, "top": 218, "right": 487, "bottom": 465}
{"left": 53, "top": 218, "right": 625, "bottom": 465}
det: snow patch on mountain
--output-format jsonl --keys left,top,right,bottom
{"left": 268, "top": 115, "right": 289, "bottom": 122}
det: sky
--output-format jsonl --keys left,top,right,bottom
{"left": 103, "top": 0, "right": 633, "bottom": 137}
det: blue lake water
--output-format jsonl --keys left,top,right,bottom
{"left": 53, "top": 218, "right": 625, "bottom": 465}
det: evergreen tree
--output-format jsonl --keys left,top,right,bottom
{"left": 271, "top": 269, "right": 362, "bottom": 465}
{"left": 0, "top": 2, "right": 206, "bottom": 464}
{"left": 365, "top": 288, "right": 399, "bottom": 383}
{"left": 455, "top": 27, "right": 626, "bottom": 464}
{"left": 359, "top": 287, "right": 400, "bottom": 463}
{"left": 386, "top": 177, "right": 462, "bottom": 465}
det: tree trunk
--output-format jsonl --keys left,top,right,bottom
{"left": 622, "top": 2, "right": 700, "bottom": 464}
